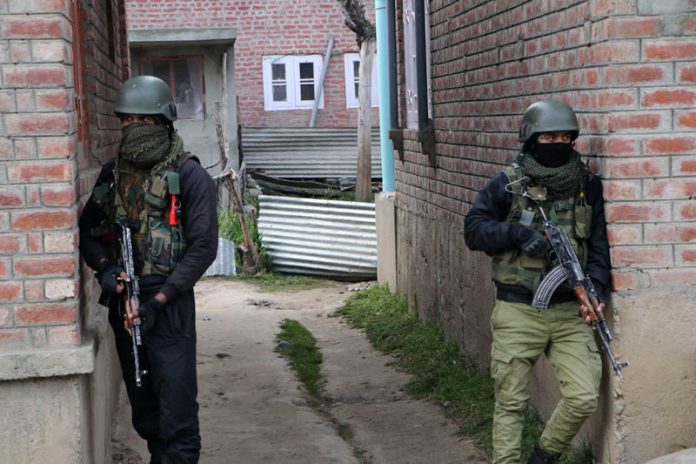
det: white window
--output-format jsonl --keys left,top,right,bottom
{"left": 403, "top": 0, "right": 432, "bottom": 129}
{"left": 344, "top": 52, "right": 379, "bottom": 109}
{"left": 262, "top": 55, "right": 324, "bottom": 111}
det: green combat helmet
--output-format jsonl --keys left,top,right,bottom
{"left": 114, "top": 75, "right": 177, "bottom": 122}
{"left": 518, "top": 100, "right": 578, "bottom": 143}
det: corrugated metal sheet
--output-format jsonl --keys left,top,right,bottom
{"left": 242, "top": 127, "right": 382, "bottom": 179}
{"left": 204, "top": 238, "right": 237, "bottom": 277}
{"left": 258, "top": 195, "right": 376, "bottom": 279}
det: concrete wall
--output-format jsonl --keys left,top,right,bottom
{"left": 0, "top": 0, "right": 128, "bottom": 461}
{"left": 393, "top": 1, "right": 696, "bottom": 462}
{"left": 124, "top": 0, "right": 379, "bottom": 129}
{"left": 129, "top": 28, "right": 238, "bottom": 172}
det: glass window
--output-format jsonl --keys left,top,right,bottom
{"left": 140, "top": 55, "right": 205, "bottom": 120}
{"left": 262, "top": 55, "right": 324, "bottom": 111}
{"left": 343, "top": 52, "right": 379, "bottom": 109}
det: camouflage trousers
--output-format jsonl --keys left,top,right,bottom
{"left": 490, "top": 299, "right": 602, "bottom": 464}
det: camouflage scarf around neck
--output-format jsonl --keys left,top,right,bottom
{"left": 518, "top": 150, "right": 587, "bottom": 199}
{"left": 118, "top": 122, "right": 172, "bottom": 168}
{"left": 115, "top": 124, "right": 185, "bottom": 220}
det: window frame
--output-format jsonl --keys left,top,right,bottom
{"left": 262, "top": 55, "right": 325, "bottom": 111}
{"left": 139, "top": 54, "right": 206, "bottom": 120}
{"left": 343, "top": 52, "right": 379, "bottom": 109}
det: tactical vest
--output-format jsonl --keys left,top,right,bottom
{"left": 490, "top": 164, "right": 592, "bottom": 293}
{"left": 92, "top": 153, "right": 190, "bottom": 277}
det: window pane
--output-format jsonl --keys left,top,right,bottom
{"left": 152, "top": 61, "right": 170, "bottom": 85}
{"left": 172, "top": 57, "right": 205, "bottom": 120}
{"left": 300, "top": 83, "right": 315, "bottom": 101}
{"left": 353, "top": 61, "right": 360, "bottom": 79}
{"left": 354, "top": 83, "right": 359, "bottom": 97}
{"left": 299, "top": 62, "right": 314, "bottom": 79}
{"left": 272, "top": 63, "right": 286, "bottom": 81}
{"left": 273, "top": 84, "right": 287, "bottom": 102}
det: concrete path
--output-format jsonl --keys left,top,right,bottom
{"left": 112, "top": 279, "right": 487, "bottom": 464}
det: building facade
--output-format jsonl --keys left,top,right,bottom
{"left": 0, "top": 0, "right": 129, "bottom": 462}
{"left": 125, "top": 0, "right": 378, "bottom": 129}
{"left": 391, "top": 1, "right": 696, "bottom": 462}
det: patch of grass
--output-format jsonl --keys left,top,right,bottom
{"left": 275, "top": 319, "right": 323, "bottom": 398}
{"left": 234, "top": 272, "right": 337, "bottom": 292}
{"left": 218, "top": 210, "right": 271, "bottom": 272}
{"left": 336, "top": 285, "right": 594, "bottom": 464}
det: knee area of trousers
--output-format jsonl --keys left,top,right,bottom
{"left": 565, "top": 392, "right": 599, "bottom": 417}
{"left": 496, "top": 396, "right": 528, "bottom": 414}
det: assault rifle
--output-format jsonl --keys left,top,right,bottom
{"left": 532, "top": 204, "right": 629, "bottom": 379}
{"left": 116, "top": 219, "right": 147, "bottom": 387}
{"left": 505, "top": 177, "right": 629, "bottom": 379}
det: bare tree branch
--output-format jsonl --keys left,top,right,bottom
{"left": 337, "top": 0, "right": 375, "bottom": 46}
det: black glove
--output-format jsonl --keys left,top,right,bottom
{"left": 514, "top": 225, "right": 549, "bottom": 257}
{"left": 97, "top": 261, "right": 123, "bottom": 295}
{"left": 137, "top": 297, "right": 164, "bottom": 322}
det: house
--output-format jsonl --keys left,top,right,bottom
{"left": 388, "top": 1, "right": 696, "bottom": 462}
{"left": 124, "top": 0, "right": 382, "bottom": 180}
{"left": 0, "top": 0, "right": 129, "bottom": 462}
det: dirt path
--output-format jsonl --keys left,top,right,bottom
{"left": 112, "top": 279, "right": 488, "bottom": 464}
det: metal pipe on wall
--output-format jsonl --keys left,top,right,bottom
{"left": 375, "top": 0, "right": 395, "bottom": 192}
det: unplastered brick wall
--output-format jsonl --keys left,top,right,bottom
{"left": 397, "top": 0, "right": 696, "bottom": 292}
{"left": 0, "top": 0, "right": 126, "bottom": 349}
{"left": 125, "top": 0, "right": 377, "bottom": 128}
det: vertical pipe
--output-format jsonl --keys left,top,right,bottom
{"left": 414, "top": 0, "right": 428, "bottom": 131}
{"left": 376, "top": 0, "right": 395, "bottom": 192}
{"left": 387, "top": 0, "right": 397, "bottom": 131}
{"left": 309, "top": 36, "right": 334, "bottom": 128}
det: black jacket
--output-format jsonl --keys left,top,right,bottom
{"left": 464, "top": 171, "right": 611, "bottom": 303}
{"left": 79, "top": 158, "right": 218, "bottom": 302}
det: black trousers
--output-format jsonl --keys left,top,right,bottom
{"left": 110, "top": 288, "right": 200, "bottom": 464}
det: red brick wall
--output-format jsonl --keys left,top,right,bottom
{"left": 125, "top": 0, "right": 377, "bottom": 128}
{"left": 396, "top": 0, "right": 696, "bottom": 292}
{"left": 0, "top": 0, "right": 126, "bottom": 349}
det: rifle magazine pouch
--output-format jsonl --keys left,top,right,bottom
{"left": 574, "top": 204, "right": 592, "bottom": 239}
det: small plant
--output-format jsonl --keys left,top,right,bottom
{"left": 275, "top": 319, "right": 324, "bottom": 398}
{"left": 236, "top": 272, "right": 336, "bottom": 292}
{"left": 218, "top": 210, "right": 270, "bottom": 272}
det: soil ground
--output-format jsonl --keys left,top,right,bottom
{"left": 112, "top": 278, "right": 488, "bottom": 464}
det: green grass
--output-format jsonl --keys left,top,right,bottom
{"left": 335, "top": 284, "right": 594, "bottom": 464}
{"left": 218, "top": 210, "right": 271, "bottom": 272}
{"left": 234, "top": 272, "right": 337, "bottom": 292}
{"left": 275, "top": 319, "right": 324, "bottom": 398}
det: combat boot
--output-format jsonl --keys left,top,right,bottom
{"left": 526, "top": 444, "right": 560, "bottom": 464}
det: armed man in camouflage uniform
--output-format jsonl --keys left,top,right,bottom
{"left": 79, "top": 76, "right": 218, "bottom": 464}
{"left": 464, "top": 100, "right": 611, "bottom": 464}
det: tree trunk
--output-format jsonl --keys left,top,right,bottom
{"left": 356, "top": 37, "right": 375, "bottom": 202}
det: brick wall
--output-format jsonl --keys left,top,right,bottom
{"left": 125, "top": 0, "right": 378, "bottom": 128}
{"left": 397, "top": 0, "right": 696, "bottom": 293}
{"left": 394, "top": 1, "right": 696, "bottom": 460}
{"left": 0, "top": 0, "right": 125, "bottom": 349}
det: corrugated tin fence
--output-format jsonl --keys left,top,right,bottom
{"left": 257, "top": 195, "right": 376, "bottom": 279}
{"left": 242, "top": 127, "right": 382, "bottom": 179}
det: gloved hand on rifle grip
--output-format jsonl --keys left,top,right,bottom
{"left": 137, "top": 297, "right": 164, "bottom": 322}
{"left": 98, "top": 261, "right": 124, "bottom": 295}
{"left": 512, "top": 225, "right": 549, "bottom": 257}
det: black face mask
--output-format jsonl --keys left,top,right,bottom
{"left": 533, "top": 142, "right": 574, "bottom": 167}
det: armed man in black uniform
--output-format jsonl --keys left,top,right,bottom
{"left": 79, "top": 75, "right": 218, "bottom": 464}
{"left": 464, "top": 100, "right": 611, "bottom": 464}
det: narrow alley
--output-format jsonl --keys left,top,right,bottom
{"left": 112, "top": 278, "right": 487, "bottom": 464}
